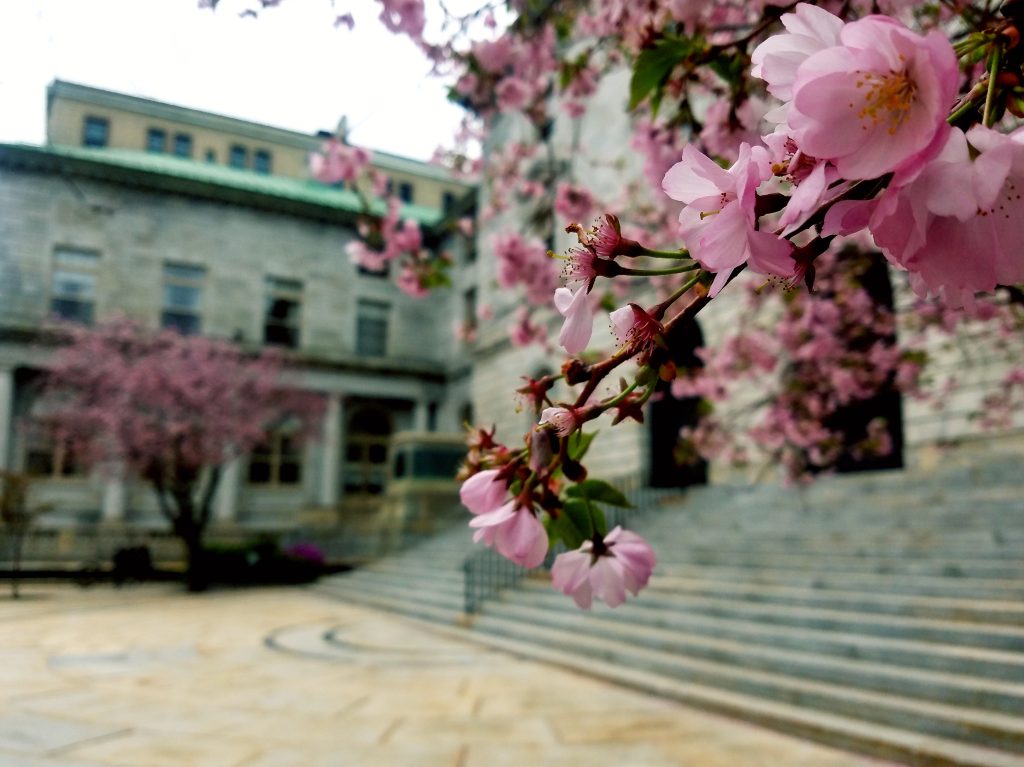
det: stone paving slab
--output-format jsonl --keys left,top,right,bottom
{"left": 0, "top": 584, "right": 893, "bottom": 766}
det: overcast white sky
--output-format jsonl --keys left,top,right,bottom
{"left": 0, "top": 0, "right": 473, "bottom": 161}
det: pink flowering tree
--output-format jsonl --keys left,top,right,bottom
{"left": 38, "top": 320, "right": 323, "bottom": 591}
{"left": 202, "top": 0, "right": 1024, "bottom": 607}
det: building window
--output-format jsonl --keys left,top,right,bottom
{"left": 248, "top": 431, "right": 302, "bottom": 485}
{"left": 229, "top": 145, "right": 248, "bottom": 169}
{"left": 146, "top": 128, "right": 166, "bottom": 153}
{"left": 397, "top": 182, "right": 414, "bottom": 203}
{"left": 442, "top": 191, "right": 456, "bottom": 214}
{"left": 356, "top": 300, "right": 389, "bottom": 357}
{"left": 82, "top": 116, "right": 109, "bottom": 148}
{"left": 253, "top": 149, "right": 272, "bottom": 175}
{"left": 173, "top": 133, "right": 193, "bottom": 158}
{"left": 161, "top": 262, "right": 204, "bottom": 335}
{"left": 204, "top": 149, "right": 216, "bottom": 163}
{"left": 264, "top": 277, "right": 301, "bottom": 348}
{"left": 51, "top": 247, "right": 99, "bottom": 325}
{"left": 24, "top": 425, "right": 81, "bottom": 479}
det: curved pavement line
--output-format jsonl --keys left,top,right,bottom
{"left": 322, "top": 624, "right": 481, "bottom": 665}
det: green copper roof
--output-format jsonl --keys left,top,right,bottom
{"left": 0, "top": 143, "right": 444, "bottom": 227}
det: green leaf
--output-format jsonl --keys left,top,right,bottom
{"left": 708, "top": 52, "right": 745, "bottom": 87}
{"left": 567, "top": 430, "right": 596, "bottom": 461}
{"left": 590, "top": 504, "right": 608, "bottom": 538}
{"left": 551, "top": 499, "right": 591, "bottom": 549}
{"left": 566, "top": 478, "right": 632, "bottom": 508}
{"left": 629, "top": 37, "right": 696, "bottom": 114}
{"left": 563, "top": 498, "right": 594, "bottom": 541}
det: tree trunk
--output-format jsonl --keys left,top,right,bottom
{"left": 9, "top": 533, "right": 21, "bottom": 600}
{"left": 181, "top": 525, "right": 207, "bottom": 593}
{"left": 152, "top": 469, "right": 211, "bottom": 593}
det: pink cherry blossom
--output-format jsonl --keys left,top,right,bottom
{"left": 539, "top": 406, "right": 580, "bottom": 437}
{"left": 554, "top": 182, "right": 595, "bottom": 224}
{"left": 377, "top": 0, "right": 425, "bottom": 39}
{"left": 460, "top": 468, "right": 508, "bottom": 515}
{"left": 310, "top": 139, "right": 372, "bottom": 185}
{"left": 590, "top": 214, "right": 631, "bottom": 260}
{"left": 494, "top": 232, "right": 558, "bottom": 306}
{"left": 869, "top": 126, "right": 1024, "bottom": 304}
{"left": 751, "top": 4, "right": 844, "bottom": 104}
{"left": 609, "top": 304, "right": 663, "bottom": 350}
{"left": 662, "top": 144, "right": 794, "bottom": 296}
{"left": 469, "top": 501, "right": 549, "bottom": 568}
{"left": 496, "top": 77, "right": 533, "bottom": 113}
{"left": 562, "top": 247, "right": 598, "bottom": 286}
{"left": 554, "top": 286, "right": 593, "bottom": 354}
{"left": 551, "top": 526, "right": 656, "bottom": 609}
{"left": 787, "top": 14, "right": 958, "bottom": 181}
{"left": 396, "top": 265, "right": 428, "bottom": 297}
{"left": 509, "top": 307, "right": 547, "bottom": 347}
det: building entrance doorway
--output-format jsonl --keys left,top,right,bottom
{"left": 829, "top": 253, "right": 905, "bottom": 473}
{"left": 649, "top": 316, "right": 708, "bottom": 488}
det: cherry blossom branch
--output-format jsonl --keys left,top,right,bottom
{"left": 984, "top": 45, "right": 1003, "bottom": 126}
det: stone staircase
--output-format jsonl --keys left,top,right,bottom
{"left": 319, "top": 454, "right": 1024, "bottom": 767}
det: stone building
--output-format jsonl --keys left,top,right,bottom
{"left": 0, "top": 82, "right": 478, "bottom": 563}
{"left": 465, "top": 74, "right": 1023, "bottom": 490}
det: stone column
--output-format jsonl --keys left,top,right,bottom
{"left": 319, "top": 393, "right": 342, "bottom": 506}
{"left": 413, "top": 399, "right": 430, "bottom": 432}
{"left": 0, "top": 368, "right": 13, "bottom": 472}
{"left": 101, "top": 476, "right": 126, "bottom": 523}
{"left": 213, "top": 456, "right": 241, "bottom": 524}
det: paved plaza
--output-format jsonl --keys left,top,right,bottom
{"left": 0, "top": 584, "right": 889, "bottom": 766}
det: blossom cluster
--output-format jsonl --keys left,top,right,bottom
{"left": 310, "top": 138, "right": 452, "bottom": 297}
{"left": 661, "top": 4, "right": 1024, "bottom": 306}
{"left": 459, "top": 428, "right": 657, "bottom": 609}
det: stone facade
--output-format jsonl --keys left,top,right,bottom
{"left": 0, "top": 139, "right": 475, "bottom": 563}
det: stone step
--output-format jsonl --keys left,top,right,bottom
{"left": 360, "top": 561, "right": 467, "bottom": 581}
{"left": 442, "top": 620, "right": 1024, "bottom": 767}
{"left": 652, "top": 566, "right": 1024, "bottom": 600}
{"left": 642, "top": 532, "right": 1024, "bottom": 549}
{"left": 656, "top": 554, "right": 1024, "bottom": 580}
{"left": 467, "top": 612, "right": 1024, "bottom": 753}
{"left": 641, "top": 516, "right": 1024, "bottom": 536}
{"left": 315, "top": 581, "right": 463, "bottom": 626}
{"left": 343, "top": 563, "right": 1024, "bottom": 651}
{"left": 642, "top": 576, "right": 1024, "bottom": 625}
{"left": 493, "top": 592, "right": 1024, "bottom": 712}
{"left": 650, "top": 540, "right": 1024, "bottom": 560}
{"left": 514, "top": 582, "right": 1024, "bottom": 651}
{"left": 318, "top": 576, "right": 464, "bottom": 616}
{"left": 653, "top": 550, "right": 1024, "bottom": 578}
{"left": 656, "top": 496, "right": 1024, "bottom": 514}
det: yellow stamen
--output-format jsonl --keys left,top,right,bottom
{"left": 852, "top": 69, "right": 917, "bottom": 135}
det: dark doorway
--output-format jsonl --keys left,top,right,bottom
{"left": 649, "top": 316, "right": 708, "bottom": 488}
{"left": 344, "top": 406, "right": 393, "bottom": 495}
{"left": 829, "top": 253, "right": 904, "bottom": 473}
